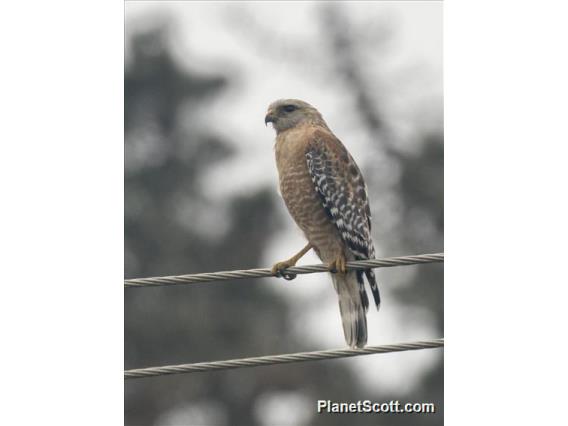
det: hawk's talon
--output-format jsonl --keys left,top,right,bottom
{"left": 271, "top": 260, "right": 298, "bottom": 281}
{"left": 281, "top": 271, "right": 297, "bottom": 281}
{"left": 328, "top": 256, "right": 347, "bottom": 274}
{"left": 271, "top": 260, "right": 294, "bottom": 274}
{"left": 273, "top": 268, "right": 297, "bottom": 280}
{"left": 271, "top": 244, "right": 312, "bottom": 281}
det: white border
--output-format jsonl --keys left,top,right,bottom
{"left": 0, "top": 2, "right": 123, "bottom": 424}
{"left": 446, "top": 1, "right": 568, "bottom": 424}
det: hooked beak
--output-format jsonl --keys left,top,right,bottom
{"left": 265, "top": 110, "right": 276, "bottom": 126}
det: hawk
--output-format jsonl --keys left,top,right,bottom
{"left": 265, "top": 99, "right": 380, "bottom": 348}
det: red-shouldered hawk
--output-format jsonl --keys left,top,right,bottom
{"left": 265, "top": 99, "right": 380, "bottom": 349}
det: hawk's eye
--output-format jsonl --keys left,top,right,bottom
{"left": 283, "top": 105, "right": 297, "bottom": 113}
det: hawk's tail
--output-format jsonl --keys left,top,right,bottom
{"left": 365, "top": 269, "right": 381, "bottom": 310}
{"left": 332, "top": 271, "right": 367, "bottom": 348}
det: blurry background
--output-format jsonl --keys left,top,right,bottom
{"left": 125, "top": 1, "right": 442, "bottom": 425}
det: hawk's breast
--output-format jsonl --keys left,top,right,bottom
{"left": 274, "top": 126, "right": 344, "bottom": 261}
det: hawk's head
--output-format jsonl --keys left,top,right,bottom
{"left": 265, "top": 99, "right": 326, "bottom": 134}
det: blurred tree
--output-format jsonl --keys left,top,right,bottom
{"left": 227, "top": 2, "right": 443, "bottom": 423}
{"left": 317, "top": 5, "right": 444, "bottom": 424}
{"left": 228, "top": 3, "right": 444, "bottom": 422}
{"left": 125, "top": 21, "right": 385, "bottom": 426}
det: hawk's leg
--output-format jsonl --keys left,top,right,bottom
{"left": 271, "top": 243, "right": 313, "bottom": 276}
{"left": 328, "top": 253, "right": 347, "bottom": 274}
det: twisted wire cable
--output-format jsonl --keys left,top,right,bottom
{"left": 125, "top": 252, "right": 443, "bottom": 288}
{"left": 125, "top": 338, "right": 444, "bottom": 379}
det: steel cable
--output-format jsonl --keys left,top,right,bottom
{"left": 125, "top": 252, "right": 443, "bottom": 288}
{"left": 125, "top": 338, "right": 444, "bottom": 379}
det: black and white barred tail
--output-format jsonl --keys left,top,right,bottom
{"left": 332, "top": 271, "right": 367, "bottom": 348}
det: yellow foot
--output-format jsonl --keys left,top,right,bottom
{"left": 271, "top": 243, "right": 313, "bottom": 281}
{"left": 328, "top": 255, "right": 347, "bottom": 274}
{"left": 271, "top": 259, "right": 297, "bottom": 275}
